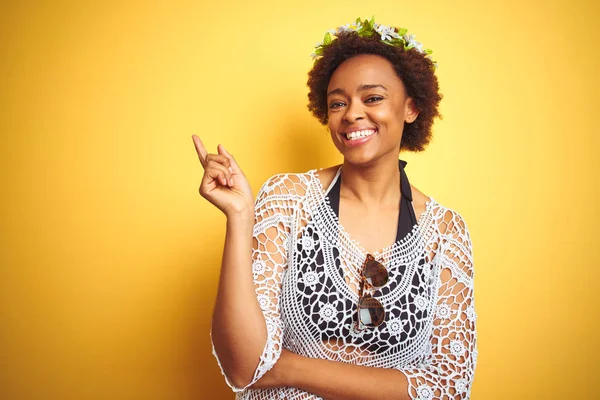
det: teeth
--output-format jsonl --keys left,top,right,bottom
{"left": 346, "top": 129, "right": 376, "bottom": 140}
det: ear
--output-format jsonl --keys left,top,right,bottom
{"left": 404, "top": 97, "right": 420, "bottom": 123}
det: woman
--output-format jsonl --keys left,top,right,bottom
{"left": 193, "top": 17, "right": 477, "bottom": 400}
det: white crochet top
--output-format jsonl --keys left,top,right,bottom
{"left": 212, "top": 169, "right": 477, "bottom": 399}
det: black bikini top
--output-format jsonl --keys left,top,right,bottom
{"left": 324, "top": 160, "right": 418, "bottom": 242}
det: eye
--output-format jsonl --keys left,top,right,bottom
{"left": 329, "top": 101, "right": 346, "bottom": 109}
{"left": 365, "top": 96, "right": 384, "bottom": 104}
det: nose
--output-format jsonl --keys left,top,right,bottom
{"left": 342, "top": 100, "right": 365, "bottom": 123}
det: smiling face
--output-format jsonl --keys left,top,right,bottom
{"left": 326, "top": 54, "right": 419, "bottom": 165}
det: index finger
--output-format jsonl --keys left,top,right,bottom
{"left": 192, "top": 135, "right": 208, "bottom": 167}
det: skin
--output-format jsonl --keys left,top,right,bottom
{"left": 321, "top": 54, "right": 430, "bottom": 254}
{"left": 193, "top": 53, "right": 431, "bottom": 398}
{"left": 192, "top": 138, "right": 265, "bottom": 389}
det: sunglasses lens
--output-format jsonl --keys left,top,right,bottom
{"left": 364, "top": 258, "right": 389, "bottom": 287}
{"left": 358, "top": 296, "right": 385, "bottom": 327}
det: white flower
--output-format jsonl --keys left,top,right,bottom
{"left": 416, "top": 384, "right": 434, "bottom": 400}
{"left": 337, "top": 24, "right": 352, "bottom": 33}
{"left": 299, "top": 270, "right": 321, "bottom": 288}
{"left": 311, "top": 21, "right": 436, "bottom": 67}
{"left": 252, "top": 261, "right": 266, "bottom": 275}
{"left": 257, "top": 294, "right": 272, "bottom": 311}
{"left": 376, "top": 24, "right": 400, "bottom": 41}
{"left": 337, "top": 21, "right": 363, "bottom": 35}
{"left": 436, "top": 304, "right": 451, "bottom": 319}
{"left": 302, "top": 236, "right": 315, "bottom": 250}
{"left": 455, "top": 379, "right": 468, "bottom": 393}
{"left": 318, "top": 301, "right": 339, "bottom": 323}
{"left": 337, "top": 25, "right": 349, "bottom": 34}
{"left": 450, "top": 340, "right": 466, "bottom": 357}
{"left": 414, "top": 294, "right": 428, "bottom": 311}
{"left": 466, "top": 305, "right": 477, "bottom": 322}
{"left": 403, "top": 33, "right": 424, "bottom": 53}
{"left": 386, "top": 317, "right": 404, "bottom": 337}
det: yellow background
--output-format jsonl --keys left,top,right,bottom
{"left": 1, "top": 0, "right": 598, "bottom": 398}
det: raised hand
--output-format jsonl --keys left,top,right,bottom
{"left": 192, "top": 135, "right": 254, "bottom": 217}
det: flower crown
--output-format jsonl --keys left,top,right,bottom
{"left": 311, "top": 17, "right": 437, "bottom": 69}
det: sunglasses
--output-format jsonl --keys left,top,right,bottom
{"left": 356, "top": 254, "right": 389, "bottom": 330}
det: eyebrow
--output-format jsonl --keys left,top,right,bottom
{"left": 327, "top": 84, "right": 388, "bottom": 97}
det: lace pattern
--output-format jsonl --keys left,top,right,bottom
{"left": 211, "top": 171, "right": 477, "bottom": 399}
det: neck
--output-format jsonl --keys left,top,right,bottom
{"left": 340, "top": 156, "right": 402, "bottom": 207}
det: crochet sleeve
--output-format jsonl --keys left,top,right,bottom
{"left": 211, "top": 174, "right": 298, "bottom": 392}
{"left": 396, "top": 209, "right": 478, "bottom": 399}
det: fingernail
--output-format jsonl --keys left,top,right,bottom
{"left": 228, "top": 167, "right": 233, "bottom": 174}
{"left": 229, "top": 178, "right": 234, "bottom": 186}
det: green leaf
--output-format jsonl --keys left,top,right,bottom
{"left": 424, "top": 49, "right": 433, "bottom": 55}
{"left": 397, "top": 28, "right": 407, "bottom": 36}
{"left": 315, "top": 47, "right": 324, "bottom": 55}
{"left": 360, "top": 18, "right": 375, "bottom": 37}
{"left": 323, "top": 32, "right": 332, "bottom": 45}
{"left": 358, "top": 21, "right": 373, "bottom": 37}
{"left": 369, "top": 15, "right": 375, "bottom": 27}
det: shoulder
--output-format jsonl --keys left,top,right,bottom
{"left": 313, "top": 165, "right": 342, "bottom": 190}
{"left": 409, "top": 184, "right": 431, "bottom": 221}
{"left": 428, "top": 202, "right": 475, "bottom": 281}
{"left": 428, "top": 201, "right": 473, "bottom": 265}
{"left": 428, "top": 200, "right": 471, "bottom": 237}
{"left": 255, "top": 170, "right": 315, "bottom": 204}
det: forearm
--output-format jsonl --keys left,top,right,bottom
{"left": 211, "top": 211, "right": 267, "bottom": 388}
{"left": 276, "top": 350, "right": 410, "bottom": 400}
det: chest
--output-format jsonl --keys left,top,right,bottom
{"left": 282, "top": 216, "right": 438, "bottom": 361}
{"left": 338, "top": 200, "right": 401, "bottom": 255}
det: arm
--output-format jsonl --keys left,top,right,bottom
{"left": 211, "top": 210, "right": 269, "bottom": 389}
{"left": 256, "top": 349, "right": 411, "bottom": 400}
{"left": 254, "top": 209, "right": 477, "bottom": 400}
{"left": 191, "top": 137, "right": 288, "bottom": 390}
{"left": 211, "top": 174, "right": 294, "bottom": 390}
{"left": 397, "top": 209, "right": 477, "bottom": 400}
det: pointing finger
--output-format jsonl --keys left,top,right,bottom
{"left": 192, "top": 135, "right": 208, "bottom": 167}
